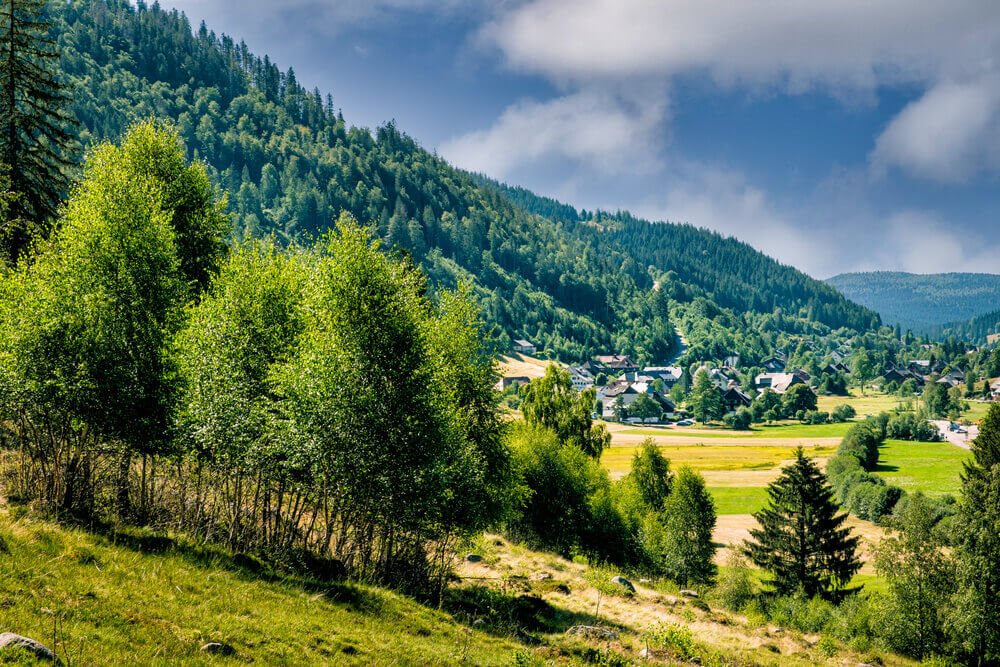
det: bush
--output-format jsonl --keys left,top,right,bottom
{"left": 713, "top": 554, "right": 757, "bottom": 611}
{"left": 831, "top": 404, "right": 856, "bottom": 422}
{"left": 803, "top": 410, "right": 830, "bottom": 425}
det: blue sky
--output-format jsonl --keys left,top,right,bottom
{"left": 160, "top": 0, "right": 1000, "bottom": 278}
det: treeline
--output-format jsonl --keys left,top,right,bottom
{"left": 0, "top": 124, "right": 515, "bottom": 594}
{"left": 929, "top": 308, "right": 1000, "bottom": 345}
{"left": 827, "top": 416, "right": 944, "bottom": 524}
{"left": 47, "top": 0, "right": 879, "bottom": 364}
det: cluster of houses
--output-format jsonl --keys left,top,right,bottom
{"left": 505, "top": 338, "right": 843, "bottom": 422}
{"left": 881, "top": 359, "right": 966, "bottom": 390}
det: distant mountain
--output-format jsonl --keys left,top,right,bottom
{"left": 52, "top": 0, "right": 879, "bottom": 363}
{"left": 827, "top": 271, "right": 1000, "bottom": 334}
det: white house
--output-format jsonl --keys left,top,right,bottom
{"left": 512, "top": 339, "right": 536, "bottom": 355}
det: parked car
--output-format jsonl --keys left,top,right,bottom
{"left": 676, "top": 419, "right": 694, "bottom": 426}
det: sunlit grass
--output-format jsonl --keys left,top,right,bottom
{"left": 708, "top": 487, "right": 769, "bottom": 515}
{"left": 874, "top": 439, "right": 970, "bottom": 496}
{"left": 602, "top": 444, "right": 837, "bottom": 476}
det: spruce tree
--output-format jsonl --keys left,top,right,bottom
{"left": 745, "top": 447, "right": 860, "bottom": 599}
{"left": 950, "top": 403, "right": 1000, "bottom": 663}
{"left": 0, "top": 0, "right": 77, "bottom": 262}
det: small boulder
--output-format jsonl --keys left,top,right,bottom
{"left": 464, "top": 553, "right": 483, "bottom": 563}
{"left": 200, "top": 642, "right": 236, "bottom": 656}
{"left": 0, "top": 633, "right": 59, "bottom": 663}
{"left": 610, "top": 576, "right": 635, "bottom": 593}
{"left": 566, "top": 625, "right": 619, "bottom": 641}
{"left": 680, "top": 589, "right": 699, "bottom": 598}
{"left": 533, "top": 572, "right": 552, "bottom": 581}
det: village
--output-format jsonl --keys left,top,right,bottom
{"left": 502, "top": 337, "right": 1000, "bottom": 427}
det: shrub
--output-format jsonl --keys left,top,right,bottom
{"left": 831, "top": 404, "right": 856, "bottom": 422}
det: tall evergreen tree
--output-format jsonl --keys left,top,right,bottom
{"left": 950, "top": 403, "right": 1000, "bottom": 664}
{"left": 0, "top": 0, "right": 77, "bottom": 262}
{"left": 745, "top": 448, "right": 860, "bottom": 599}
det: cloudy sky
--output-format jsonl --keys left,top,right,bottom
{"left": 161, "top": 0, "right": 1000, "bottom": 278}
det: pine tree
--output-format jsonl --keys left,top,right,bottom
{"left": 745, "top": 448, "right": 860, "bottom": 599}
{"left": 950, "top": 403, "right": 1000, "bottom": 663}
{"left": 0, "top": 0, "right": 77, "bottom": 262}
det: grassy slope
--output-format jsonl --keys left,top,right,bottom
{"left": 0, "top": 512, "right": 911, "bottom": 666}
{"left": 0, "top": 513, "right": 519, "bottom": 665}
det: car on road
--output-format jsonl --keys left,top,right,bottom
{"left": 676, "top": 419, "right": 694, "bottom": 426}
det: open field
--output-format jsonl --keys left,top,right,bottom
{"left": 498, "top": 352, "right": 558, "bottom": 379}
{"left": 708, "top": 487, "right": 770, "bottom": 515}
{"left": 816, "top": 390, "right": 903, "bottom": 416}
{"left": 875, "top": 439, "right": 970, "bottom": 496}
{"left": 602, "top": 443, "right": 837, "bottom": 479}
{"left": 618, "top": 421, "right": 854, "bottom": 440}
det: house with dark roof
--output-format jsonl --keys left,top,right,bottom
{"left": 882, "top": 367, "right": 924, "bottom": 387}
{"left": 720, "top": 385, "right": 753, "bottom": 413}
{"left": 761, "top": 356, "right": 786, "bottom": 372}
{"left": 596, "top": 355, "right": 639, "bottom": 374}
{"left": 755, "top": 371, "right": 807, "bottom": 394}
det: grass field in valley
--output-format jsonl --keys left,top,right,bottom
{"left": 875, "top": 439, "right": 970, "bottom": 496}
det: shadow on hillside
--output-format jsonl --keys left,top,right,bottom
{"left": 443, "top": 583, "right": 626, "bottom": 645}
{"left": 873, "top": 462, "right": 900, "bottom": 473}
{"left": 82, "top": 521, "right": 386, "bottom": 615}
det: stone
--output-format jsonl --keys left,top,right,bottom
{"left": 533, "top": 572, "right": 552, "bottom": 581}
{"left": 680, "top": 589, "right": 699, "bottom": 598}
{"left": 565, "top": 625, "right": 619, "bottom": 641}
{"left": 610, "top": 575, "right": 635, "bottom": 592}
{"left": 200, "top": 642, "right": 236, "bottom": 656}
{"left": 464, "top": 553, "right": 483, "bottom": 563}
{"left": 0, "top": 633, "right": 59, "bottom": 663}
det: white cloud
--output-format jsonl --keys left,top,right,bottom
{"left": 438, "top": 87, "right": 667, "bottom": 178}
{"left": 631, "top": 164, "right": 834, "bottom": 275}
{"left": 871, "top": 76, "right": 1000, "bottom": 182}
{"left": 479, "top": 0, "right": 1000, "bottom": 89}
{"left": 884, "top": 211, "right": 1000, "bottom": 273}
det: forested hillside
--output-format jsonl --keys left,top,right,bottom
{"left": 928, "top": 309, "right": 1000, "bottom": 344}
{"left": 55, "top": 0, "right": 878, "bottom": 362}
{"left": 828, "top": 271, "right": 1000, "bottom": 335}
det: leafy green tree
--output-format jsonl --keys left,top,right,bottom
{"left": 0, "top": 0, "right": 78, "bottom": 262}
{"left": 520, "top": 364, "right": 610, "bottom": 457}
{"left": 949, "top": 404, "right": 1000, "bottom": 663}
{"left": 630, "top": 392, "right": 662, "bottom": 422}
{"left": 0, "top": 123, "right": 193, "bottom": 517}
{"left": 781, "top": 384, "right": 817, "bottom": 417}
{"left": 852, "top": 349, "right": 875, "bottom": 395}
{"left": 661, "top": 466, "right": 717, "bottom": 586}
{"left": 628, "top": 438, "right": 672, "bottom": 510}
{"left": 745, "top": 448, "right": 861, "bottom": 599}
{"left": 874, "top": 493, "right": 955, "bottom": 659}
{"left": 689, "top": 368, "right": 723, "bottom": 423}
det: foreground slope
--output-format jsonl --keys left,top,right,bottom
{"left": 54, "top": 0, "right": 878, "bottom": 362}
{"left": 828, "top": 271, "right": 1000, "bottom": 334}
{"left": 0, "top": 511, "right": 911, "bottom": 666}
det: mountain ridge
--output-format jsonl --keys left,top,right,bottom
{"left": 827, "top": 270, "right": 1000, "bottom": 335}
{"left": 53, "top": 0, "right": 879, "bottom": 363}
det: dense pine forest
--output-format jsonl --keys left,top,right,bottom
{"left": 828, "top": 271, "right": 1000, "bottom": 336}
{"left": 52, "top": 0, "right": 878, "bottom": 363}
